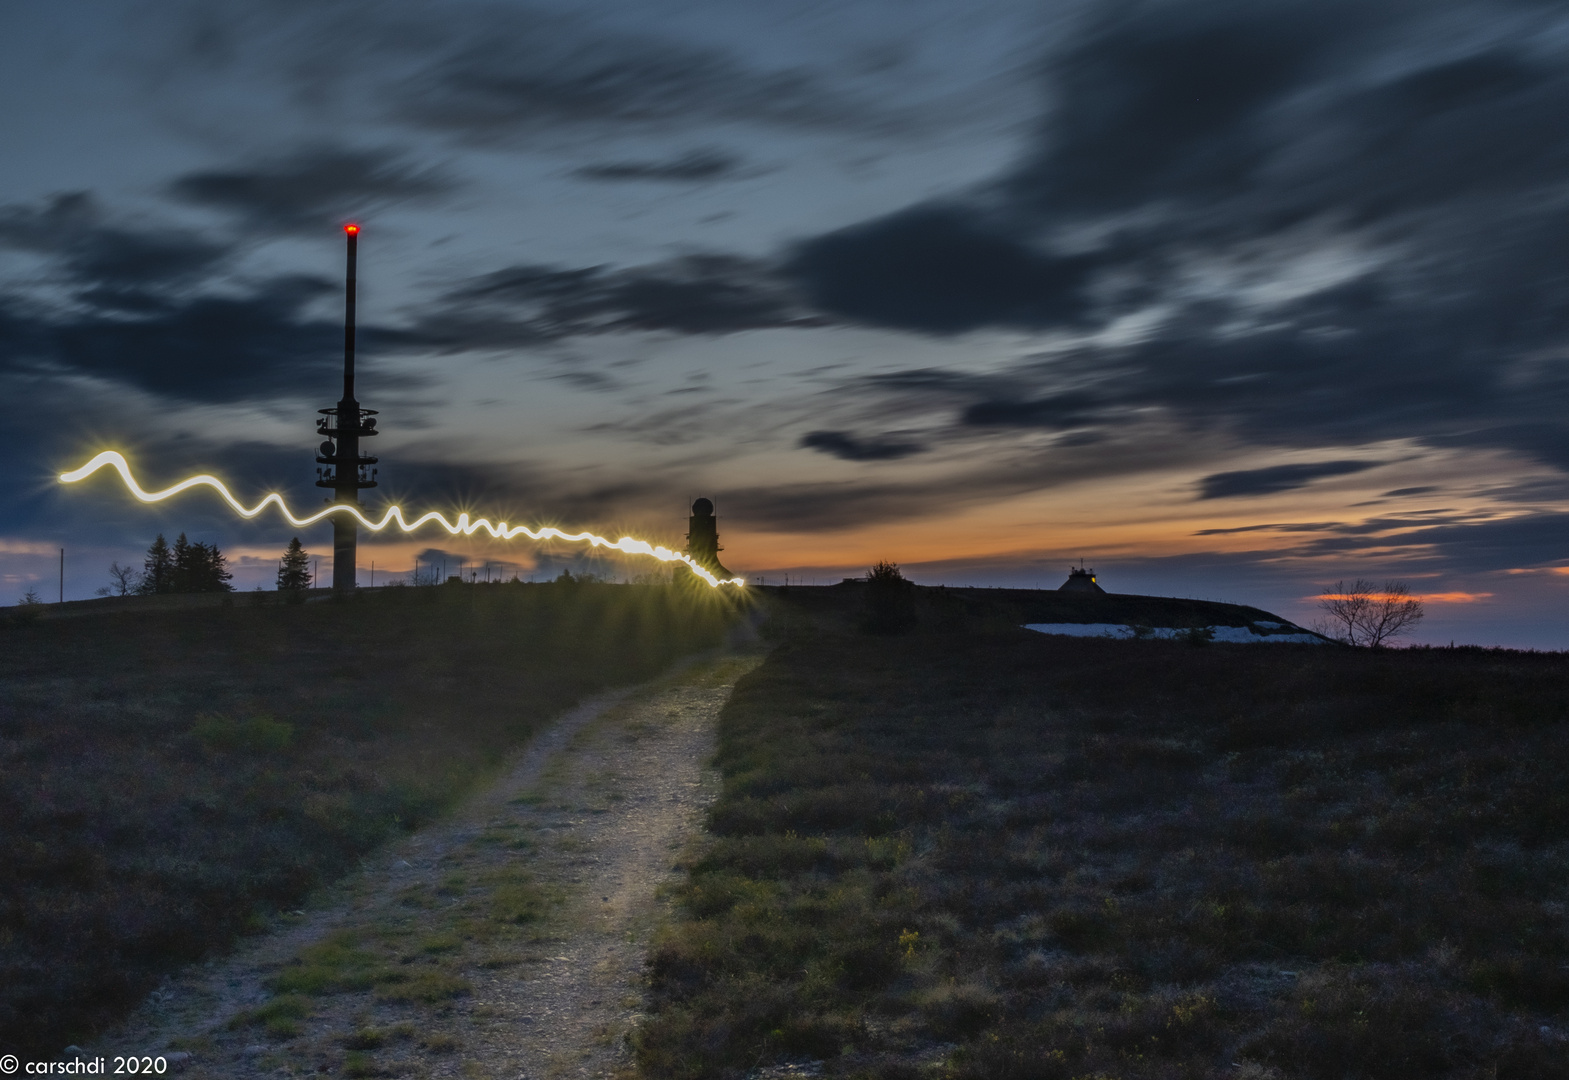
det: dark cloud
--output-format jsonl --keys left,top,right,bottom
{"left": 395, "top": 37, "right": 879, "bottom": 140}
{"left": 1377, "top": 512, "right": 1569, "bottom": 571}
{"left": 0, "top": 228, "right": 813, "bottom": 406}
{"left": 1011, "top": 0, "right": 1367, "bottom": 217}
{"left": 784, "top": 204, "right": 1097, "bottom": 334}
{"left": 571, "top": 149, "right": 748, "bottom": 183}
{"left": 721, "top": 428, "right": 1213, "bottom": 532}
{"left": 1383, "top": 486, "right": 1440, "bottom": 497}
{"left": 0, "top": 194, "right": 376, "bottom": 401}
{"left": 0, "top": 192, "right": 225, "bottom": 299}
{"left": 416, "top": 254, "right": 824, "bottom": 347}
{"left": 1007, "top": 1, "right": 1568, "bottom": 229}
{"left": 962, "top": 390, "right": 1105, "bottom": 430}
{"left": 1473, "top": 476, "right": 1569, "bottom": 504}
{"left": 756, "top": 0, "right": 1569, "bottom": 478}
{"left": 0, "top": 276, "right": 351, "bottom": 401}
{"left": 1194, "top": 522, "right": 1345, "bottom": 536}
{"left": 0, "top": 190, "right": 430, "bottom": 401}
{"left": 1199, "top": 511, "right": 1569, "bottom": 577}
{"left": 726, "top": 479, "right": 956, "bottom": 533}
{"left": 1197, "top": 460, "right": 1383, "bottom": 500}
{"left": 168, "top": 147, "right": 456, "bottom": 233}
{"left": 154, "top": 0, "right": 948, "bottom": 148}
{"left": 799, "top": 430, "right": 927, "bottom": 462}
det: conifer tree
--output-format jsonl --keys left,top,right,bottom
{"left": 139, "top": 534, "right": 174, "bottom": 594}
{"left": 167, "top": 534, "right": 234, "bottom": 593}
{"left": 171, "top": 533, "right": 195, "bottom": 592}
{"left": 277, "top": 537, "right": 311, "bottom": 592}
{"left": 199, "top": 541, "right": 234, "bottom": 592}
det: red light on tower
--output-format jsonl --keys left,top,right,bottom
{"left": 344, "top": 223, "right": 360, "bottom": 234}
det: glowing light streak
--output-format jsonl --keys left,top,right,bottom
{"left": 60, "top": 452, "right": 745, "bottom": 589}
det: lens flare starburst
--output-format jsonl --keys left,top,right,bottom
{"left": 60, "top": 451, "right": 745, "bottom": 588}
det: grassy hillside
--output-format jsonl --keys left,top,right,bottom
{"left": 775, "top": 581, "right": 1301, "bottom": 631}
{"left": 637, "top": 588, "right": 1568, "bottom": 1079}
{"left": 0, "top": 581, "right": 739, "bottom": 1055}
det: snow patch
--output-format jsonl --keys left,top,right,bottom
{"left": 1023, "top": 623, "right": 1325, "bottom": 644}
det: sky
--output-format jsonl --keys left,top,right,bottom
{"left": 4, "top": 0, "right": 1569, "bottom": 647}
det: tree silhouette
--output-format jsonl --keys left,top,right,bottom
{"left": 277, "top": 538, "right": 311, "bottom": 593}
{"left": 139, "top": 535, "right": 174, "bottom": 594}
{"left": 199, "top": 540, "right": 234, "bottom": 592}
{"left": 106, "top": 561, "right": 137, "bottom": 596}
{"left": 862, "top": 559, "right": 917, "bottom": 635}
{"left": 1318, "top": 579, "right": 1425, "bottom": 647}
{"left": 167, "top": 533, "right": 233, "bottom": 593}
{"left": 171, "top": 534, "right": 195, "bottom": 592}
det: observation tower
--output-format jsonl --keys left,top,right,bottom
{"left": 315, "top": 224, "right": 379, "bottom": 592}
{"left": 685, "top": 498, "right": 731, "bottom": 578}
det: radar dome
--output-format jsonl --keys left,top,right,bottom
{"left": 691, "top": 497, "right": 714, "bottom": 517}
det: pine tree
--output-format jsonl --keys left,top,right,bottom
{"left": 277, "top": 537, "right": 311, "bottom": 592}
{"left": 199, "top": 542, "right": 234, "bottom": 592}
{"left": 171, "top": 534, "right": 189, "bottom": 591}
{"left": 168, "top": 534, "right": 234, "bottom": 593}
{"left": 171, "top": 533, "right": 196, "bottom": 593}
{"left": 139, "top": 534, "right": 174, "bottom": 594}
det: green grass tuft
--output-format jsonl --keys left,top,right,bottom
{"left": 374, "top": 971, "right": 472, "bottom": 1004}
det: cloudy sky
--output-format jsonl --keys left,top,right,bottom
{"left": 5, "top": 0, "right": 1569, "bottom": 645}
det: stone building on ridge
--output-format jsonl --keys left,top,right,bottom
{"left": 1059, "top": 566, "right": 1105, "bottom": 593}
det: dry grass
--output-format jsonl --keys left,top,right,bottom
{"left": 0, "top": 580, "right": 739, "bottom": 1054}
{"left": 637, "top": 589, "right": 1569, "bottom": 1079}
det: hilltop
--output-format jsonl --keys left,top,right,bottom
{"left": 766, "top": 580, "right": 1321, "bottom": 639}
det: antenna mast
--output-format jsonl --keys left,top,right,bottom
{"left": 315, "top": 224, "right": 379, "bottom": 593}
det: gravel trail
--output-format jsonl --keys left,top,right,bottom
{"left": 93, "top": 647, "right": 761, "bottom": 1079}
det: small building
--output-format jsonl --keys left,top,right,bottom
{"left": 1059, "top": 567, "right": 1105, "bottom": 594}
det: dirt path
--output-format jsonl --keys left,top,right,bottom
{"left": 94, "top": 647, "right": 763, "bottom": 1079}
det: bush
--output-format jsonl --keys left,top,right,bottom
{"left": 861, "top": 560, "right": 916, "bottom": 635}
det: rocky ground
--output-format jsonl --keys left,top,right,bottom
{"left": 90, "top": 647, "right": 763, "bottom": 1080}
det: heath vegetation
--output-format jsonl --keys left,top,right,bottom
{"left": 0, "top": 579, "right": 738, "bottom": 1054}
{"left": 637, "top": 586, "right": 1568, "bottom": 1079}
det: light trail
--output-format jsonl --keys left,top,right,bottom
{"left": 60, "top": 451, "right": 746, "bottom": 589}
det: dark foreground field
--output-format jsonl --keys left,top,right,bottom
{"left": 638, "top": 587, "right": 1569, "bottom": 1079}
{"left": 0, "top": 581, "right": 738, "bottom": 1055}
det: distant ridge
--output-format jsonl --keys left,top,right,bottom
{"left": 801, "top": 582, "right": 1327, "bottom": 642}
{"left": 954, "top": 586, "right": 1305, "bottom": 631}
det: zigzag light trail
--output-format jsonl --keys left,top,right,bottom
{"left": 60, "top": 451, "right": 745, "bottom": 589}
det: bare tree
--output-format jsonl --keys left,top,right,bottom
{"left": 106, "top": 560, "right": 137, "bottom": 596}
{"left": 1318, "top": 579, "right": 1425, "bottom": 647}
